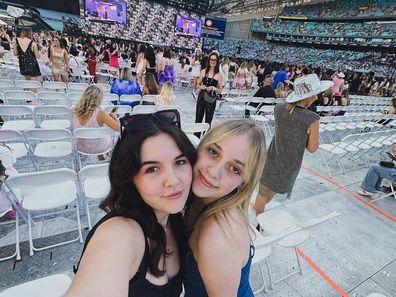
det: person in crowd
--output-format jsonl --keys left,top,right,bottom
{"left": 0, "top": 27, "right": 11, "bottom": 51}
{"left": 158, "top": 48, "right": 176, "bottom": 86}
{"left": 142, "top": 73, "right": 159, "bottom": 97}
{"left": 256, "top": 58, "right": 270, "bottom": 86}
{"left": 183, "top": 118, "right": 266, "bottom": 297}
{"left": 255, "top": 74, "right": 332, "bottom": 215}
{"left": 380, "top": 97, "right": 396, "bottom": 115}
{"left": 235, "top": 61, "right": 248, "bottom": 89}
{"left": 357, "top": 144, "right": 396, "bottom": 197}
{"left": 156, "top": 81, "right": 175, "bottom": 105}
{"left": 49, "top": 35, "right": 69, "bottom": 83}
{"left": 220, "top": 57, "right": 229, "bottom": 88}
{"left": 195, "top": 52, "right": 223, "bottom": 127}
{"left": 246, "top": 60, "right": 256, "bottom": 89}
{"left": 136, "top": 44, "right": 146, "bottom": 86}
{"left": 275, "top": 82, "right": 288, "bottom": 99}
{"left": 12, "top": 28, "right": 41, "bottom": 90}
{"left": 111, "top": 67, "right": 142, "bottom": 97}
{"left": 99, "top": 45, "right": 110, "bottom": 63}
{"left": 191, "top": 49, "right": 202, "bottom": 92}
{"left": 65, "top": 110, "right": 196, "bottom": 297}
{"left": 72, "top": 86, "right": 120, "bottom": 159}
{"left": 85, "top": 38, "right": 98, "bottom": 83}
{"left": 156, "top": 47, "right": 165, "bottom": 77}
{"left": 273, "top": 65, "right": 292, "bottom": 89}
{"left": 108, "top": 42, "right": 120, "bottom": 68}
{"left": 253, "top": 77, "right": 276, "bottom": 99}
{"left": 332, "top": 72, "right": 345, "bottom": 105}
{"left": 144, "top": 45, "right": 157, "bottom": 77}
{"left": 228, "top": 56, "right": 238, "bottom": 81}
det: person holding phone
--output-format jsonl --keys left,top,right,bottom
{"left": 72, "top": 85, "right": 120, "bottom": 159}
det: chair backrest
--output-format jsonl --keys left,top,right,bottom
{"left": 120, "top": 94, "right": 141, "bottom": 102}
{"left": 263, "top": 97, "right": 276, "bottom": 104}
{"left": 42, "top": 81, "right": 67, "bottom": 92}
{"left": 37, "top": 91, "right": 69, "bottom": 106}
{"left": 3, "top": 90, "right": 37, "bottom": 105}
{"left": 103, "top": 93, "right": 119, "bottom": 102}
{"left": 141, "top": 95, "right": 157, "bottom": 104}
{"left": 0, "top": 129, "right": 25, "bottom": 142}
{"left": 0, "top": 105, "right": 34, "bottom": 117}
{"left": 73, "top": 127, "right": 114, "bottom": 139}
{"left": 258, "top": 106, "right": 275, "bottom": 114}
{"left": 132, "top": 105, "right": 159, "bottom": 114}
{"left": 68, "top": 92, "right": 84, "bottom": 107}
{"left": 0, "top": 79, "right": 14, "bottom": 91}
{"left": 68, "top": 82, "right": 89, "bottom": 92}
{"left": 24, "top": 128, "right": 72, "bottom": 141}
{"left": 14, "top": 80, "right": 42, "bottom": 90}
{"left": 79, "top": 163, "right": 110, "bottom": 180}
{"left": 182, "top": 123, "right": 210, "bottom": 135}
{"left": 103, "top": 105, "right": 132, "bottom": 116}
{"left": 33, "top": 105, "right": 71, "bottom": 128}
{"left": 93, "top": 83, "right": 111, "bottom": 93}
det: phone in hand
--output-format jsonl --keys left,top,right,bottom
{"left": 111, "top": 106, "right": 118, "bottom": 113}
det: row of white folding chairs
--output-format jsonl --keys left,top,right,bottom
{"left": 317, "top": 105, "right": 387, "bottom": 115}
{"left": 1, "top": 163, "right": 111, "bottom": 261}
{"left": 0, "top": 79, "right": 111, "bottom": 93}
{"left": 318, "top": 129, "right": 396, "bottom": 176}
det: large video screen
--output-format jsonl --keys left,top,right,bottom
{"left": 175, "top": 15, "right": 202, "bottom": 38}
{"left": 202, "top": 16, "right": 227, "bottom": 40}
{"left": 85, "top": 0, "right": 127, "bottom": 25}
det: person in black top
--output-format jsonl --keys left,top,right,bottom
{"left": 0, "top": 27, "right": 10, "bottom": 51}
{"left": 66, "top": 111, "right": 196, "bottom": 297}
{"left": 253, "top": 77, "right": 276, "bottom": 99}
{"left": 195, "top": 52, "right": 223, "bottom": 126}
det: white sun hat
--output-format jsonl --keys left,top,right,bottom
{"left": 286, "top": 74, "right": 334, "bottom": 103}
{"left": 338, "top": 72, "right": 345, "bottom": 78}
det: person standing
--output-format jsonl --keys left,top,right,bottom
{"left": 195, "top": 52, "right": 222, "bottom": 127}
{"left": 49, "top": 36, "right": 69, "bottom": 83}
{"left": 12, "top": 28, "right": 41, "bottom": 89}
{"left": 332, "top": 72, "right": 345, "bottom": 105}
{"left": 86, "top": 38, "right": 98, "bottom": 83}
{"left": 108, "top": 42, "right": 120, "bottom": 68}
{"left": 255, "top": 74, "right": 333, "bottom": 215}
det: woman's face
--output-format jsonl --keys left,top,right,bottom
{"left": 192, "top": 133, "right": 250, "bottom": 204}
{"left": 133, "top": 133, "right": 193, "bottom": 217}
{"left": 53, "top": 38, "right": 59, "bottom": 47}
{"left": 209, "top": 54, "right": 218, "bottom": 68}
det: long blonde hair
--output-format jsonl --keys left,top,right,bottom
{"left": 157, "top": 81, "right": 175, "bottom": 105}
{"left": 74, "top": 85, "right": 103, "bottom": 118}
{"left": 191, "top": 119, "right": 266, "bottom": 232}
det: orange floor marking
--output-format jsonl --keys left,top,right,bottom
{"left": 302, "top": 166, "right": 396, "bottom": 223}
{"left": 295, "top": 247, "right": 349, "bottom": 297}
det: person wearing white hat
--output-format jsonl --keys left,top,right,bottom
{"left": 255, "top": 74, "right": 333, "bottom": 215}
{"left": 331, "top": 71, "right": 345, "bottom": 106}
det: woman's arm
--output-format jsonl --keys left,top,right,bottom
{"left": 32, "top": 42, "right": 40, "bottom": 60}
{"left": 195, "top": 220, "right": 242, "bottom": 297}
{"left": 196, "top": 70, "right": 206, "bottom": 91}
{"left": 97, "top": 110, "right": 120, "bottom": 132}
{"left": 12, "top": 38, "right": 17, "bottom": 56}
{"left": 306, "top": 120, "right": 319, "bottom": 153}
{"left": 65, "top": 217, "right": 144, "bottom": 297}
{"left": 64, "top": 49, "right": 70, "bottom": 68}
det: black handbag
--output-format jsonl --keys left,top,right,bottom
{"left": 379, "top": 161, "right": 395, "bottom": 168}
{"left": 202, "top": 90, "right": 217, "bottom": 103}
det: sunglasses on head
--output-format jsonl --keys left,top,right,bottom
{"left": 119, "top": 109, "right": 181, "bottom": 138}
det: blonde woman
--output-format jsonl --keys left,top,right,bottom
{"left": 72, "top": 86, "right": 120, "bottom": 158}
{"left": 235, "top": 61, "right": 247, "bottom": 89}
{"left": 155, "top": 81, "right": 175, "bottom": 105}
{"left": 183, "top": 119, "right": 266, "bottom": 297}
{"left": 49, "top": 36, "right": 69, "bottom": 83}
{"left": 275, "top": 82, "right": 288, "bottom": 99}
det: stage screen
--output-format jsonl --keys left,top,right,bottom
{"left": 85, "top": 0, "right": 127, "bottom": 25}
{"left": 202, "top": 16, "right": 227, "bottom": 40}
{"left": 175, "top": 15, "right": 202, "bottom": 38}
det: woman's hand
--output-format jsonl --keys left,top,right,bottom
{"left": 110, "top": 112, "right": 118, "bottom": 120}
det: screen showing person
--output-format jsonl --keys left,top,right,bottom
{"left": 175, "top": 15, "right": 202, "bottom": 38}
{"left": 85, "top": 0, "right": 127, "bottom": 25}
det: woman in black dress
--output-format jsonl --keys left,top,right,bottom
{"left": 195, "top": 52, "right": 223, "bottom": 126}
{"left": 12, "top": 28, "right": 41, "bottom": 84}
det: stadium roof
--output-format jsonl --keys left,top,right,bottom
{"left": 209, "top": 0, "right": 330, "bottom": 16}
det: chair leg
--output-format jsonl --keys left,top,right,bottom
{"left": 294, "top": 247, "right": 303, "bottom": 274}
{"left": 85, "top": 199, "right": 92, "bottom": 230}
{"left": 15, "top": 211, "right": 21, "bottom": 260}
{"left": 265, "top": 257, "right": 274, "bottom": 290}
{"left": 75, "top": 201, "right": 84, "bottom": 243}
{"left": 253, "top": 262, "right": 268, "bottom": 295}
{"left": 27, "top": 210, "right": 34, "bottom": 256}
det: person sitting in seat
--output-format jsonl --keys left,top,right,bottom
{"left": 357, "top": 144, "right": 396, "bottom": 197}
{"left": 110, "top": 67, "right": 142, "bottom": 97}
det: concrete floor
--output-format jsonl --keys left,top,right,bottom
{"left": 0, "top": 91, "right": 395, "bottom": 296}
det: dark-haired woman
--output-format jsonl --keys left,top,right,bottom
{"left": 195, "top": 52, "right": 223, "bottom": 126}
{"left": 65, "top": 112, "right": 196, "bottom": 297}
{"left": 144, "top": 45, "right": 157, "bottom": 78}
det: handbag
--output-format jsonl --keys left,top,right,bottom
{"left": 379, "top": 161, "right": 395, "bottom": 168}
{"left": 202, "top": 90, "right": 217, "bottom": 103}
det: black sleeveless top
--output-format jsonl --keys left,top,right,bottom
{"left": 74, "top": 212, "right": 184, "bottom": 297}
{"left": 1, "top": 36, "right": 10, "bottom": 50}
{"left": 16, "top": 38, "right": 41, "bottom": 77}
{"left": 202, "top": 74, "right": 218, "bottom": 87}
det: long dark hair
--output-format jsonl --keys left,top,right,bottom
{"left": 144, "top": 45, "right": 156, "bottom": 68}
{"left": 100, "top": 123, "right": 196, "bottom": 277}
{"left": 205, "top": 52, "right": 220, "bottom": 76}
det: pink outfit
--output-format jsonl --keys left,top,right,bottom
{"left": 332, "top": 77, "right": 344, "bottom": 97}
{"left": 72, "top": 108, "right": 111, "bottom": 154}
{"left": 109, "top": 50, "right": 119, "bottom": 68}
{"left": 236, "top": 68, "right": 247, "bottom": 89}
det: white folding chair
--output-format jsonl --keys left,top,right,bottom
{"left": 257, "top": 209, "right": 340, "bottom": 289}
{"left": 73, "top": 127, "right": 115, "bottom": 169}
{"left": 103, "top": 105, "right": 132, "bottom": 117}
{"left": 67, "top": 92, "right": 84, "bottom": 107}
{"left": 120, "top": 94, "right": 141, "bottom": 102}
{"left": 79, "top": 163, "right": 110, "bottom": 229}
{"left": 42, "top": 81, "right": 67, "bottom": 92}
{"left": 0, "top": 129, "right": 34, "bottom": 169}
{"left": 141, "top": 94, "right": 157, "bottom": 105}
{"left": 0, "top": 78, "right": 14, "bottom": 92}
{"left": 14, "top": 80, "right": 42, "bottom": 91}
{"left": 102, "top": 93, "right": 118, "bottom": 106}
{"left": 93, "top": 83, "right": 111, "bottom": 93}
{"left": 37, "top": 91, "right": 69, "bottom": 106}
{"left": 0, "top": 105, "right": 36, "bottom": 131}
{"left": 33, "top": 105, "right": 71, "bottom": 129}
{"left": 5, "top": 168, "right": 83, "bottom": 256}
{"left": 0, "top": 274, "right": 71, "bottom": 297}
{"left": 3, "top": 90, "right": 38, "bottom": 105}
{"left": 132, "top": 105, "right": 159, "bottom": 114}
{"left": 68, "top": 82, "right": 89, "bottom": 92}
{"left": 182, "top": 123, "right": 210, "bottom": 148}
{"left": 24, "top": 128, "right": 76, "bottom": 171}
